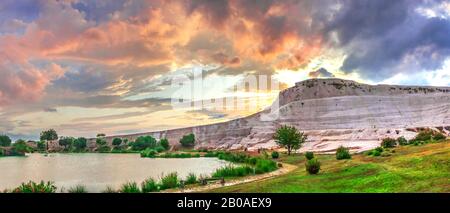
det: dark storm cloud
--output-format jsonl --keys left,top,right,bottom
{"left": 326, "top": 0, "right": 450, "bottom": 80}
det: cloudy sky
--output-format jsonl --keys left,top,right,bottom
{"left": 1, "top": 0, "right": 449, "bottom": 140}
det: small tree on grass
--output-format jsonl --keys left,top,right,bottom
{"left": 305, "top": 151, "right": 314, "bottom": 160}
{"left": 273, "top": 125, "right": 307, "bottom": 155}
{"left": 180, "top": 133, "right": 195, "bottom": 147}
{"left": 381, "top": 138, "right": 397, "bottom": 148}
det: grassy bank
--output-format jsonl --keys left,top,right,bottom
{"left": 209, "top": 141, "right": 450, "bottom": 192}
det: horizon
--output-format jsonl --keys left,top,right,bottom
{"left": 1, "top": 0, "right": 450, "bottom": 141}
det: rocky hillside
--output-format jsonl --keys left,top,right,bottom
{"left": 90, "top": 78, "right": 450, "bottom": 153}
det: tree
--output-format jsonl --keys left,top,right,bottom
{"left": 97, "top": 133, "right": 106, "bottom": 138}
{"left": 112, "top": 138, "right": 122, "bottom": 147}
{"left": 12, "top": 139, "right": 31, "bottom": 156}
{"left": 96, "top": 137, "right": 107, "bottom": 146}
{"left": 40, "top": 129, "right": 58, "bottom": 151}
{"left": 273, "top": 125, "right": 307, "bottom": 155}
{"left": 180, "top": 133, "right": 195, "bottom": 147}
{"left": 58, "top": 137, "right": 74, "bottom": 151}
{"left": 37, "top": 141, "right": 46, "bottom": 151}
{"left": 160, "top": 138, "right": 170, "bottom": 150}
{"left": 0, "top": 135, "right": 12, "bottom": 147}
{"left": 73, "top": 137, "right": 87, "bottom": 151}
{"left": 132, "top": 136, "right": 157, "bottom": 151}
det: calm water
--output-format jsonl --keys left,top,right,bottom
{"left": 0, "top": 153, "right": 229, "bottom": 192}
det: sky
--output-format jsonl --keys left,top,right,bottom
{"left": 0, "top": 0, "right": 450, "bottom": 140}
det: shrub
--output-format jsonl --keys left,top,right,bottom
{"left": 141, "top": 178, "right": 159, "bottom": 193}
{"left": 433, "top": 133, "right": 446, "bottom": 141}
{"left": 204, "top": 152, "right": 218, "bottom": 157}
{"left": 140, "top": 148, "right": 157, "bottom": 158}
{"left": 154, "top": 146, "right": 166, "bottom": 153}
{"left": 305, "top": 159, "right": 321, "bottom": 174}
{"left": 68, "top": 185, "right": 87, "bottom": 193}
{"left": 305, "top": 151, "right": 314, "bottom": 160}
{"left": 112, "top": 138, "right": 122, "bottom": 147}
{"left": 396, "top": 136, "right": 408, "bottom": 146}
{"left": 381, "top": 138, "right": 397, "bottom": 148}
{"left": 11, "top": 139, "right": 31, "bottom": 156}
{"left": 160, "top": 138, "right": 170, "bottom": 150}
{"left": 185, "top": 173, "right": 198, "bottom": 185}
{"left": 375, "top": 147, "right": 383, "bottom": 153}
{"left": 120, "top": 182, "right": 140, "bottom": 193}
{"left": 97, "top": 145, "right": 111, "bottom": 153}
{"left": 336, "top": 146, "right": 351, "bottom": 160}
{"left": 13, "top": 181, "right": 57, "bottom": 193}
{"left": 73, "top": 137, "right": 87, "bottom": 151}
{"left": 271, "top": 151, "right": 279, "bottom": 159}
{"left": 160, "top": 173, "right": 179, "bottom": 190}
{"left": 212, "top": 165, "right": 254, "bottom": 178}
{"left": 102, "top": 186, "right": 116, "bottom": 193}
{"left": 255, "top": 159, "right": 277, "bottom": 174}
{"left": 414, "top": 130, "right": 433, "bottom": 141}
{"left": 132, "top": 136, "right": 157, "bottom": 151}
{"left": 372, "top": 150, "right": 381, "bottom": 156}
{"left": 180, "top": 133, "right": 195, "bottom": 147}
{"left": 59, "top": 137, "right": 75, "bottom": 151}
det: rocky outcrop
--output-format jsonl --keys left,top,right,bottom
{"left": 95, "top": 78, "right": 450, "bottom": 153}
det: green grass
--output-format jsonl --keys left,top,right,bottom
{"left": 209, "top": 141, "right": 450, "bottom": 193}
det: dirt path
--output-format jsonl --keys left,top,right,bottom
{"left": 167, "top": 163, "right": 297, "bottom": 193}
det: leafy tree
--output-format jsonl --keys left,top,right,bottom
{"left": 37, "top": 141, "right": 46, "bottom": 151}
{"left": 336, "top": 146, "right": 351, "bottom": 160}
{"left": 132, "top": 136, "right": 157, "bottom": 151}
{"left": 40, "top": 129, "right": 58, "bottom": 141}
{"left": 273, "top": 125, "right": 307, "bottom": 155}
{"left": 96, "top": 137, "right": 107, "bottom": 146}
{"left": 12, "top": 139, "right": 31, "bottom": 155}
{"left": 40, "top": 129, "right": 58, "bottom": 151}
{"left": 160, "top": 138, "right": 170, "bottom": 150}
{"left": 58, "top": 137, "right": 74, "bottom": 150}
{"left": 180, "top": 133, "right": 195, "bottom": 147}
{"left": 112, "top": 138, "right": 122, "bottom": 147}
{"left": 0, "top": 135, "right": 12, "bottom": 147}
{"left": 381, "top": 138, "right": 396, "bottom": 148}
{"left": 96, "top": 133, "right": 106, "bottom": 138}
{"left": 73, "top": 137, "right": 87, "bottom": 151}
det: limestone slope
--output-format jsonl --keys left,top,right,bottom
{"left": 95, "top": 78, "right": 450, "bottom": 153}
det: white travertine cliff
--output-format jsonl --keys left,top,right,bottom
{"left": 93, "top": 78, "right": 450, "bottom": 153}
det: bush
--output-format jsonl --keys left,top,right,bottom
{"left": 141, "top": 178, "right": 159, "bottom": 193}
{"left": 185, "top": 173, "right": 198, "bottom": 185}
{"left": 132, "top": 136, "right": 157, "bottom": 151}
{"left": 120, "top": 182, "right": 140, "bottom": 193}
{"left": 271, "top": 151, "right": 279, "bottom": 159}
{"left": 97, "top": 145, "right": 111, "bottom": 153}
{"left": 255, "top": 159, "right": 278, "bottom": 174}
{"left": 68, "top": 185, "right": 87, "bottom": 193}
{"left": 336, "top": 146, "right": 351, "bottom": 160}
{"left": 204, "top": 152, "right": 218, "bottom": 157}
{"left": 13, "top": 181, "right": 57, "bottom": 193}
{"left": 180, "top": 133, "right": 195, "bottom": 147}
{"left": 154, "top": 146, "right": 166, "bottom": 153}
{"left": 433, "top": 133, "right": 446, "bottom": 141}
{"left": 11, "top": 139, "right": 31, "bottom": 156}
{"left": 160, "top": 173, "right": 179, "bottom": 190}
{"left": 112, "top": 138, "right": 122, "bottom": 147}
{"left": 305, "top": 151, "right": 314, "bottom": 160}
{"left": 305, "top": 159, "right": 321, "bottom": 174}
{"left": 414, "top": 130, "right": 433, "bottom": 141}
{"left": 102, "top": 186, "right": 116, "bottom": 193}
{"left": 372, "top": 150, "right": 381, "bottom": 156}
{"left": 375, "top": 147, "right": 383, "bottom": 153}
{"left": 140, "top": 148, "right": 157, "bottom": 158}
{"left": 212, "top": 165, "right": 254, "bottom": 178}
{"left": 160, "top": 138, "right": 170, "bottom": 150}
{"left": 381, "top": 138, "right": 397, "bottom": 148}
{"left": 397, "top": 136, "right": 408, "bottom": 146}
{"left": 73, "top": 137, "right": 87, "bottom": 151}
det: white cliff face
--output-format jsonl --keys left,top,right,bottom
{"left": 97, "top": 78, "right": 450, "bottom": 153}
